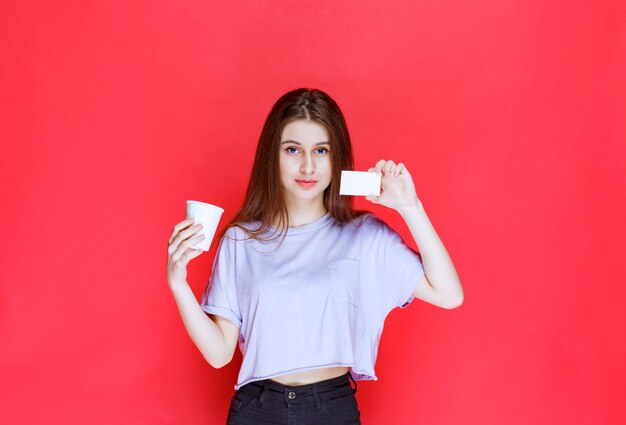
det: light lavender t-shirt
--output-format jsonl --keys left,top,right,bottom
{"left": 200, "top": 211, "right": 425, "bottom": 390}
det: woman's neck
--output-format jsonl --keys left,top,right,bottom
{"left": 274, "top": 206, "right": 328, "bottom": 229}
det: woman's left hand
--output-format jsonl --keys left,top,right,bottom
{"left": 365, "top": 159, "right": 421, "bottom": 211}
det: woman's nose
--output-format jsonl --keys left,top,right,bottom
{"left": 300, "top": 154, "right": 315, "bottom": 172}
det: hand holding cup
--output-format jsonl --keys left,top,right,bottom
{"left": 166, "top": 201, "right": 224, "bottom": 288}
{"left": 166, "top": 218, "right": 206, "bottom": 288}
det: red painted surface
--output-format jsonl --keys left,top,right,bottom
{"left": 1, "top": 1, "right": 624, "bottom": 424}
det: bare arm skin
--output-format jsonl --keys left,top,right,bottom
{"left": 166, "top": 217, "right": 238, "bottom": 368}
{"left": 169, "top": 281, "right": 233, "bottom": 368}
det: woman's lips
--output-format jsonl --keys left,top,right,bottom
{"left": 296, "top": 179, "right": 317, "bottom": 188}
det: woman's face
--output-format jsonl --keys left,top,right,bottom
{"left": 278, "top": 119, "right": 332, "bottom": 207}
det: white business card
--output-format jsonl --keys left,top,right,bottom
{"left": 339, "top": 170, "right": 381, "bottom": 196}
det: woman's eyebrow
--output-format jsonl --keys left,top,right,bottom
{"left": 281, "top": 139, "right": 329, "bottom": 146}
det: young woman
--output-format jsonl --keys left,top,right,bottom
{"left": 166, "top": 88, "right": 464, "bottom": 424}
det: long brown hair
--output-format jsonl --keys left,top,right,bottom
{"left": 214, "top": 87, "right": 369, "bottom": 248}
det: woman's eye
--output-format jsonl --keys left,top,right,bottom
{"left": 285, "top": 147, "right": 329, "bottom": 154}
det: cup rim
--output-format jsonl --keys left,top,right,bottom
{"left": 186, "top": 200, "right": 224, "bottom": 213}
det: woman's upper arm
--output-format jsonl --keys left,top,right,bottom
{"left": 209, "top": 314, "right": 240, "bottom": 367}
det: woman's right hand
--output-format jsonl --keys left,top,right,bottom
{"left": 167, "top": 218, "right": 206, "bottom": 288}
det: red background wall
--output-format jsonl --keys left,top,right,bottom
{"left": 1, "top": 1, "right": 624, "bottom": 424}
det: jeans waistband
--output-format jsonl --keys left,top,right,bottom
{"left": 240, "top": 371, "right": 357, "bottom": 398}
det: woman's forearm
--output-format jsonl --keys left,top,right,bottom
{"left": 398, "top": 202, "right": 464, "bottom": 305}
{"left": 169, "top": 282, "right": 229, "bottom": 368}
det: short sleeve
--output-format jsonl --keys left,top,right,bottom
{"left": 200, "top": 229, "right": 242, "bottom": 329}
{"left": 367, "top": 215, "right": 426, "bottom": 314}
{"left": 383, "top": 223, "right": 425, "bottom": 309}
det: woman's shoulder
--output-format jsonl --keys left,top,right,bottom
{"left": 220, "top": 220, "right": 273, "bottom": 243}
{"left": 347, "top": 211, "right": 400, "bottom": 242}
{"left": 343, "top": 211, "right": 389, "bottom": 237}
{"left": 350, "top": 211, "right": 384, "bottom": 227}
{"left": 220, "top": 224, "right": 251, "bottom": 243}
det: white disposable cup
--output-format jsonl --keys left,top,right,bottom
{"left": 185, "top": 200, "right": 224, "bottom": 251}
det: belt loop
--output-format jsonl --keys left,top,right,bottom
{"left": 348, "top": 371, "right": 358, "bottom": 394}
{"left": 312, "top": 383, "right": 322, "bottom": 411}
{"left": 258, "top": 381, "right": 269, "bottom": 406}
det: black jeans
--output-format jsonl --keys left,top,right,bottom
{"left": 226, "top": 371, "right": 361, "bottom": 424}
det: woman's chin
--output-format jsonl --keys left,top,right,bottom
{"left": 290, "top": 191, "right": 322, "bottom": 201}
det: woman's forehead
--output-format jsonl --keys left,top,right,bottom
{"left": 281, "top": 119, "right": 329, "bottom": 145}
